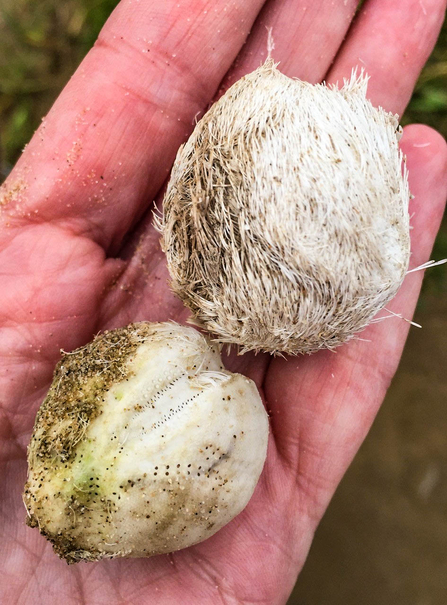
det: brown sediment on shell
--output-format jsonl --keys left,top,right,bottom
{"left": 159, "top": 60, "right": 411, "bottom": 355}
{"left": 24, "top": 322, "right": 268, "bottom": 563}
{"left": 26, "top": 513, "right": 115, "bottom": 564}
{"left": 28, "top": 323, "right": 156, "bottom": 465}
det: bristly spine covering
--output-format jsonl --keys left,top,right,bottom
{"left": 160, "top": 60, "right": 410, "bottom": 355}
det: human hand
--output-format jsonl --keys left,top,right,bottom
{"left": 1, "top": 1, "right": 446, "bottom": 603}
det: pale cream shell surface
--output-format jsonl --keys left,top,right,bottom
{"left": 24, "top": 323, "right": 269, "bottom": 562}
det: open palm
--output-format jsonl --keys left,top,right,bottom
{"left": 1, "top": 1, "right": 446, "bottom": 603}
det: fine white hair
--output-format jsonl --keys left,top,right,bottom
{"left": 160, "top": 60, "right": 410, "bottom": 355}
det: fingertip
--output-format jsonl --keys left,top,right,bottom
{"left": 402, "top": 124, "right": 447, "bottom": 218}
{"left": 401, "top": 123, "right": 447, "bottom": 171}
{"left": 401, "top": 124, "right": 447, "bottom": 267}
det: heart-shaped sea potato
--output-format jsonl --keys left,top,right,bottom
{"left": 24, "top": 322, "right": 268, "bottom": 563}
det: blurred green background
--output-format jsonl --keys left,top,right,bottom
{"left": 0, "top": 2, "right": 446, "bottom": 604}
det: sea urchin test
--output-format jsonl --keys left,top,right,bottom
{"left": 24, "top": 322, "right": 268, "bottom": 563}
{"left": 160, "top": 61, "right": 411, "bottom": 354}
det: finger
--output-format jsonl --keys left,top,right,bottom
{"left": 222, "top": 0, "right": 359, "bottom": 86}
{"left": 327, "top": 0, "right": 447, "bottom": 115}
{"left": 265, "top": 125, "right": 447, "bottom": 524}
{"left": 0, "top": 0, "right": 266, "bottom": 253}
